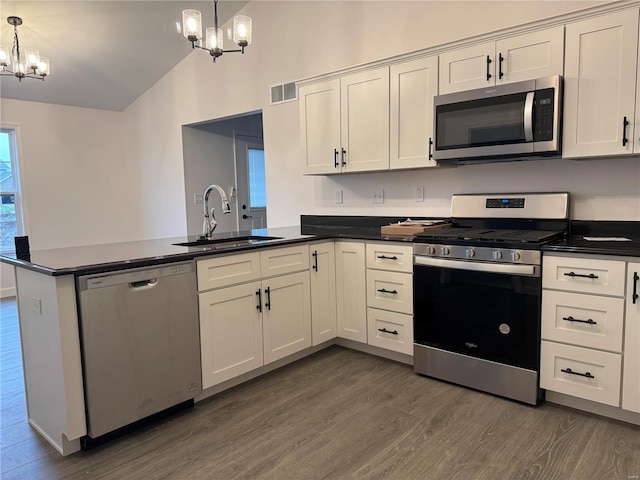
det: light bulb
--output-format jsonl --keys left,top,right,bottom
{"left": 182, "top": 9, "right": 202, "bottom": 41}
{"left": 24, "top": 48, "right": 40, "bottom": 69}
{"left": 0, "top": 46, "right": 8, "bottom": 66}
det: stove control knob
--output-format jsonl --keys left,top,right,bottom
{"left": 465, "top": 249, "right": 475, "bottom": 258}
{"left": 427, "top": 246, "right": 436, "bottom": 255}
{"left": 492, "top": 251, "right": 503, "bottom": 260}
{"left": 440, "top": 247, "right": 450, "bottom": 256}
{"left": 510, "top": 252, "right": 521, "bottom": 262}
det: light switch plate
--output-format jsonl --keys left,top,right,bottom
{"left": 335, "top": 189, "right": 343, "bottom": 204}
{"left": 415, "top": 186, "right": 424, "bottom": 202}
{"left": 31, "top": 296, "right": 42, "bottom": 315}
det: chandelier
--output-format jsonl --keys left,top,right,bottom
{"left": 182, "top": 0, "right": 252, "bottom": 63}
{"left": 0, "top": 16, "right": 50, "bottom": 81}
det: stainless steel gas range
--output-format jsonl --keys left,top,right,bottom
{"left": 413, "top": 192, "right": 570, "bottom": 405}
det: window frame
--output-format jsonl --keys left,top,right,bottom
{"left": 0, "top": 126, "right": 27, "bottom": 254}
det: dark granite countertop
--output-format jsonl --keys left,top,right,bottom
{"left": 4, "top": 218, "right": 639, "bottom": 277}
{"left": 543, "top": 220, "right": 640, "bottom": 258}
{"left": 0, "top": 222, "right": 421, "bottom": 277}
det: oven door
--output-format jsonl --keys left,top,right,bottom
{"left": 413, "top": 256, "right": 541, "bottom": 371}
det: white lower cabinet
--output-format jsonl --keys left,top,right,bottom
{"left": 262, "top": 271, "right": 312, "bottom": 364}
{"left": 367, "top": 308, "right": 413, "bottom": 356}
{"left": 541, "top": 253, "right": 639, "bottom": 414}
{"left": 199, "top": 281, "right": 263, "bottom": 389}
{"left": 365, "top": 242, "right": 414, "bottom": 355}
{"left": 540, "top": 341, "right": 622, "bottom": 407}
{"left": 197, "top": 245, "right": 311, "bottom": 389}
{"left": 310, "top": 243, "right": 337, "bottom": 345}
{"left": 335, "top": 241, "right": 367, "bottom": 343}
{"left": 622, "top": 262, "right": 640, "bottom": 413}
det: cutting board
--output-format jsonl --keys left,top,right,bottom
{"left": 381, "top": 222, "right": 451, "bottom": 236}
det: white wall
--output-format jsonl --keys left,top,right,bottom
{"left": 128, "top": 0, "right": 637, "bottom": 232}
{"left": 2, "top": 1, "right": 638, "bottom": 295}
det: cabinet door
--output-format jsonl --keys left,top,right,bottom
{"left": 622, "top": 262, "right": 640, "bottom": 413}
{"left": 199, "top": 281, "right": 263, "bottom": 389}
{"left": 340, "top": 67, "right": 390, "bottom": 172}
{"left": 310, "top": 243, "right": 337, "bottom": 346}
{"left": 262, "top": 271, "right": 312, "bottom": 364}
{"left": 438, "top": 42, "right": 495, "bottom": 94}
{"left": 335, "top": 242, "right": 367, "bottom": 343}
{"left": 496, "top": 26, "right": 564, "bottom": 84}
{"left": 390, "top": 56, "right": 438, "bottom": 169}
{"left": 563, "top": 9, "right": 639, "bottom": 158}
{"left": 299, "top": 79, "right": 341, "bottom": 174}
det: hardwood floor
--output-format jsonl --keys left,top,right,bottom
{"left": 1, "top": 296, "right": 639, "bottom": 479}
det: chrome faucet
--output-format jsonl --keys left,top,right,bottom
{"left": 201, "top": 184, "right": 231, "bottom": 239}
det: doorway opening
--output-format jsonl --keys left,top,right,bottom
{"left": 181, "top": 111, "right": 265, "bottom": 236}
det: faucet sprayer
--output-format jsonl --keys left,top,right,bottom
{"left": 202, "top": 184, "right": 231, "bottom": 239}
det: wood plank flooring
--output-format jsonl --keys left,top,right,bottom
{"left": 1, "top": 297, "right": 639, "bottom": 479}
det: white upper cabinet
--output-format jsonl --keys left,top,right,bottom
{"left": 299, "top": 66, "right": 390, "bottom": 175}
{"left": 340, "top": 67, "right": 390, "bottom": 173}
{"left": 390, "top": 56, "right": 439, "bottom": 169}
{"left": 438, "top": 27, "right": 564, "bottom": 94}
{"left": 299, "top": 79, "right": 341, "bottom": 175}
{"left": 563, "top": 9, "right": 640, "bottom": 158}
{"left": 439, "top": 42, "right": 496, "bottom": 94}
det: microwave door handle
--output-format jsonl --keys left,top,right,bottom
{"left": 524, "top": 92, "right": 534, "bottom": 142}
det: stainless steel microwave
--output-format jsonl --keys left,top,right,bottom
{"left": 433, "top": 76, "right": 562, "bottom": 164}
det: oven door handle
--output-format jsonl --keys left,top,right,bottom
{"left": 414, "top": 256, "right": 538, "bottom": 276}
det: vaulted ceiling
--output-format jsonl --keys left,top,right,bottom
{"left": 0, "top": 1, "right": 248, "bottom": 111}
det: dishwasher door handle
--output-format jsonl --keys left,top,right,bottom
{"left": 129, "top": 278, "right": 159, "bottom": 289}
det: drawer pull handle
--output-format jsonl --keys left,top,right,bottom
{"left": 377, "top": 288, "right": 398, "bottom": 295}
{"left": 562, "top": 316, "right": 597, "bottom": 326}
{"left": 378, "top": 328, "right": 398, "bottom": 335}
{"left": 633, "top": 272, "right": 639, "bottom": 304}
{"left": 377, "top": 255, "right": 398, "bottom": 260}
{"left": 312, "top": 250, "right": 318, "bottom": 271}
{"left": 561, "top": 368, "right": 594, "bottom": 379}
{"left": 564, "top": 271, "right": 599, "bottom": 279}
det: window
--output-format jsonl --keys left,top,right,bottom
{"left": 248, "top": 148, "right": 266, "bottom": 209}
{"left": 0, "top": 129, "right": 24, "bottom": 253}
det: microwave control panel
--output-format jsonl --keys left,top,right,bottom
{"left": 534, "top": 88, "right": 555, "bottom": 141}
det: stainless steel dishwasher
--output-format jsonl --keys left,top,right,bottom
{"left": 77, "top": 261, "right": 201, "bottom": 441}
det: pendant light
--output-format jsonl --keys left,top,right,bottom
{"left": 0, "top": 16, "right": 50, "bottom": 81}
{"left": 182, "top": 0, "right": 252, "bottom": 63}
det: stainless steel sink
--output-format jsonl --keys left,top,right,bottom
{"left": 173, "top": 235, "right": 282, "bottom": 249}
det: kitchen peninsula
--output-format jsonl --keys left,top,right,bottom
{"left": 3, "top": 216, "right": 640, "bottom": 456}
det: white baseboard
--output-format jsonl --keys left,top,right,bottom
{"left": 1, "top": 287, "right": 16, "bottom": 299}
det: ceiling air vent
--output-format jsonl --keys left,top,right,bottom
{"left": 270, "top": 82, "right": 297, "bottom": 105}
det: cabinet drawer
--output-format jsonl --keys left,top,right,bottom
{"left": 366, "top": 243, "right": 413, "bottom": 273}
{"left": 366, "top": 269, "right": 413, "bottom": 315}
{"left": 540, "top": 341, "right": 622, "bottom": 407}
{"left": 197, "top": 252, "right": 261, "bottom": 291}
{"left": 542, "top": 290, "right": 624, "bottom": 352}
{"left": 542, "top": 256, "right": 626, "bottom": 296}
{"left": 260, "top": 245, "right": 310, "bottom": 278}
{"left": 367, "top": 308, "right": 413, "bottom": 356}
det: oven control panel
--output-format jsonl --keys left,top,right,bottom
{"left": 486, "top": 197, "right": 525, "bottom": 209}
{"left": 413, "top": 243, "right": 541, "bottom": 266}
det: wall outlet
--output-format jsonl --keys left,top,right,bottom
{"left": 415, "top": 186, "right": 424, "bottom": 202}
{"left": 194, "top": 193, "right": 203, "bottom": 204}
{"left": 335, "top": 189, "right": 343, "bottom": 204}
{"left": 371, "top": 189, "right": 384, "bottom": 204}
{"left": 31, "top": 296, "right": 42, "bottom": 315}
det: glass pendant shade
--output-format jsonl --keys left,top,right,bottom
{"left": 0, "top": 46, "right": 9, "bottom": 66}
{"left": 206, "top": 27, "right": 223, "bottom": 51}
{"left": 38, "top": 57, "right": 50, "bottom": 76}
{"left": 182, "top": 9, "right": 202, "bottom": 41}
{"left": 233, "top": 15, "right": 252, "bottom": 46}
{"left": 24, "top": 48, "right": 40, "bottom": 70}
